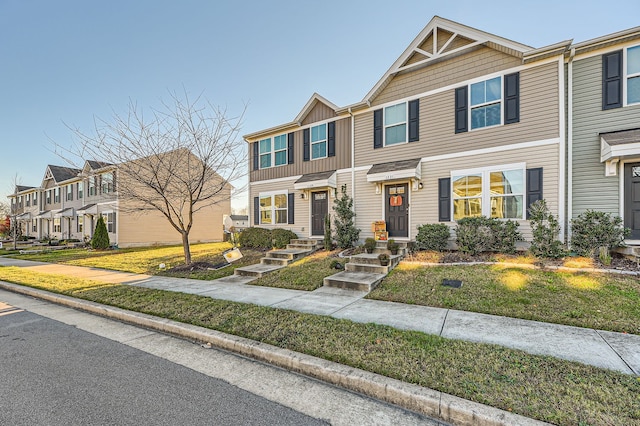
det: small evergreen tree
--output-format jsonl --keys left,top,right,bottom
{"left": 91, "top": 216, "right": 110, "bottom": 249}
{"left": 332, "top": 185, "right": 360, "bottom": 249}
{"left": 324, "top": 214, "right": 333, "bottom": 250}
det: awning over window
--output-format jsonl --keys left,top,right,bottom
{"left": 601, "top": 128, "right": 640, "bottom": 176}
{"left": 366, "top": 158, "right": 422, "bottom": 183}
{"left": 54, "top": 207, "right": 74, "bottom": 218}
{"left": 294, "top": 171, "right": 337, "bottom": 190}
{"left": 35, "top": 210, "right": 52, "bottom": 219}
{"left": 76, "top": 204, "right": 98, "bottom": 215}
{"left": 16, "top": 212, "right": 31, "bottom": 220}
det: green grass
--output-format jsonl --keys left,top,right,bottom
{"left": 368, "top": 263, "right": 640, "bottom": 335}
{"left": 251, "top": 250, "right": 342, "bottom": 291}
{"left": 1, "top": 266, "right": 639, "bottom": 426}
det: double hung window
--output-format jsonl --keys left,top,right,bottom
{"left": 310, "top": 124, "right": 327, "bottom": 159}
{"left": 627, "top": 45, "right": 640, "bottom": 105}
{"left": 470, "top": 77, "right": 501, "bottom": 130}
{"left": 259, "top": 193, "right": 288, "bottom": 225}
{"left": 384, "top": 103, "right": 407, "bottom": 145}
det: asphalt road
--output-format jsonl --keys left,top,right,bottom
{"left": 0, "top": 290, "right": 444, "bottom": 425}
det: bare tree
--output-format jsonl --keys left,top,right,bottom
{"left": 56, "top": 91, "right": 247, "bottom": 265}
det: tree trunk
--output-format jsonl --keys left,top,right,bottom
{"left": 182, "top": 232, "right": 192, "bottom": 265}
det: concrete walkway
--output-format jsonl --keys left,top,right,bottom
{"left": 1, "top": 257, "right": 638, "bottom": 376}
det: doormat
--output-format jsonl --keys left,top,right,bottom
{"left": 442, "top": 279, "right": 463, "bottom": 288}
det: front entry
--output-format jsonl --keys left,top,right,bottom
{"left": 311, "top": 191, "right": 328, "bottom": 236}
{"left": 625, "top": 163, "right": 640, "bottom": 239}
{"left": 385, "top": 183, "right": 408, "bottom": 238}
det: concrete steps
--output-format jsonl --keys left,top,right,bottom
{"left": 234, "top": 238, "right": 322, "bottom": 278}
{"left": 323, "top": 240, "right": 407, "bottom": 292}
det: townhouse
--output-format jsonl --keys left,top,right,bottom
{"left": 245, "top": 16, "right": 567, "bottom": 244}
{"left": 9, "top": 149, "right": 230, "bottom": 247}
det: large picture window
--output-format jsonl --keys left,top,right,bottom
{"left": 452, "top": 165, "right": 524, "bottom": 220}
{"left": 310, "top": 124, "right": 327, "bottom": 159}
{"left": 259, "top": 193, "right": 288, "bottom": 225}
{"left": 470, "top": 77, "right": 501, "bottom": 130}
{"left": 384, "top": 102, "right": 407, "bottom": 145}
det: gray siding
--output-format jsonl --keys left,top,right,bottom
{"left": 571, "top": 54, "right": 640, "bottom": 217}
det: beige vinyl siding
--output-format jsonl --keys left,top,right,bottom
{"left": 372, "top": 47, "right": 522, "bottom": 106}
{"left": 355, "top": 143, "right": 559, "bottom": 242}
{"left": 250, "top": 117, "right": 351, "bottom": 182}
{"left": 355, "top": 62, "right": 560, "bottom": 168}
{"left": 571, "top": 54, "right": 640, "bottom": 217}
{"left": 250, "top": 178, "right": 306, "bottom": 238}
{"left": 301, "top": 102, "right": 336, "bottom": 126}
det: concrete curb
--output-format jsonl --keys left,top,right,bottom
{"left": 0, "top": 281, "right": 550, "bottom": 426}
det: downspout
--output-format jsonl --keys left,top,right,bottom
{"left": 348, "top": 108, "right": 355, "bottom": 209}
{"left": 566, "top": 47, "right": 575, "bottom": 242}
{"left": 558, "top": 55, "right": 566, "bottom": 243}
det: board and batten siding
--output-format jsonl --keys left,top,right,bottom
{"left": 301, "top": 102, "right": 336, "bottom": 126}
{"left": 571, "top": 54, "right": 640, "bottom": 217}
{"left": 372, "top": 47, "right": 522, "bottom": 107}
{"left": 355, "top": 61, "right": 560, "bottom": 168}
{"left": 354, "top": 143, "right": 559, "bottom": 242}
{"left": 249, "top": 117, "right": 351, "bottom": 182}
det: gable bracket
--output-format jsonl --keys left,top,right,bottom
{"left": 397, "top": 39, "right": 487, "bottom": 73}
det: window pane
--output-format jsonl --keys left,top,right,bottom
{"left": 275, "top": 210, "right": 288, "bottom": 224}
{"left": 486, "top": 77, "right": 501, "bottom": 102}
{"left": 490, "top": 170, "right": 523, "bottom": 195}
{"left": 385, "top": 124, "right": 406, "bottom": 145}
{"left": 471, "top": 107, "right": 485, "bottom": 129}
{"left": 260, "top": 196, "right": 271, "bottom": 208}
{"left": 628, "top": 45, "right": 640, "bottom": 75}
{"left": 261, "top": 210, "right": 272, "bottom": 224}
{"left": 453, "top": 198, "right": 482, "bottom": 220}
{"left": 312, "top": 141, "right": 326, "bottom": 159}
{"left": 260, "top": 153, "right": 271, "bottom": 168}
{"left": 275, "top": 150, "right": 287, "bottom": 166}
{"left": 259, "top": 138, "right": 271, "bottom": 153}
{"left": 485, "top": 103, "right": 501, "bottom": 126}
{"left": 628, "top": 76, "right": 640, "bottom": 104}
{"left": 311, "top": 124, "right": 326, "bottom": 143}
{"left": 470, "top": 81, "right": 485, "bottom": 106}
{"left": 453, "top": 175, "right": 482, "bottom": 197}
{"left": 490, "top": 195, "right": 523, "bottom": 219}
{"left": 274, "top": 194, "right": 288, "bottom": 209}
{"left": 274, "top": 134, "right": 287, "bottom": 150}
{"left": 385, "top": 103, "right": 406, "bottom": 125}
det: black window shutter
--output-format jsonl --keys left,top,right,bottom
{"left": 504, "top": 72, "right": 520, "bottom": 124}
{"left": 253, "top": 197, "right": 259, "bottom": 225}
{"left": 438, "top": 177, "right": 451, "bottom": 222}
{"left": 408, "top": 99, "right": 420, "bottom": 142}
{"left": 288, "top": 193, "right": 294, "bottom": 224}
{"left": 373, "top": 109, "right": 383, "bottom": 149}
{"left": 327, "top": 121, "right": 336, "bottom": 157}
{"left": 455, "top": 87, "right": 468, "bottom": 133}
{"left": 303, "top": 128, "right": 310, "bottom": 161}
{"left": 252, "top": 142, "right": 259, "bottom": 170}
{"left": 526, "top": 168, "right": 543, "bottom": 219}
{"left": 603, "top": 51, "right": 622, "bottom": 110}
{"left": 287, "top": 132, "right": 294, "bottom": 164}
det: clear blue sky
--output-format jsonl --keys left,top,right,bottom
{"left": 2, "top": 0, "right": 639, "bottom": 212}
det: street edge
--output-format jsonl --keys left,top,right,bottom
{"left": 0, "top": 281, "right": 550, "bottom": 426}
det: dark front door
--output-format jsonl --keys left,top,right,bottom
{"left": 625, "top": 163, "right": 640, "bottom": 239}
{"left": 311, "top": 191, "right": 328, "bottom": 236}
{"left": 385, "top": 183, "right": 408, "bottom": 238}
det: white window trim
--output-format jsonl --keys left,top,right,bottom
{"left": 383, "top": 102, "right": 409, "bottom": 147}
{"left": 451, "top": 163, "right": 526, "bottom": 221}
{"left": 259, "top": 135, "right": 288, "bottom": 169}
{"left": 101, "top": 211, "right": 116, "bottom": 233}
{"left": 310, "top": 124, "right": 328, "bottom": 160}
{"left": 469, "top": 76, "right": 503, "bottom": 131}
{"left": 258, "top": 190, "right": 289, "bottom": 225}
{"left": 624, "top": 44, "right": 640, "bottom": 106}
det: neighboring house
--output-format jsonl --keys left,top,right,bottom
{"left": 224, "top": 215, "right": 249, "bottom": 232}
{"left": 568, "top": 26, "right": 640, "bottom": 241}
{"left": 8, "top": 149, "right": 231, "bottom": 247}
{"left": 245, "top": 16, "right": 568, "bottom": 244}
{"left": 245, "top": 93, "right": 352, "bottom": 238}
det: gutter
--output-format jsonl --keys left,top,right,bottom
{"left": 567, "top": 47, "right": 575, "bottom": 241}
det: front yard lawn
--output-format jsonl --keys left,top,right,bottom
{"left": 368, "top": 262, "right": 640, "bottom": 335}
{"left": 250, "top": 250, "right": 341, "bottom": 291}
{"left": 0, "top": 266, "right": 638, "bottom": 426}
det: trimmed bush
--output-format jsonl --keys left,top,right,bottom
{"left": 455, "top": 217, "right": 522, "bottom": 255}
{"left": 271, "top": 228, "right": 298, "bottom": 249}
{"left": 415, "top": 223, "right": 450, "bottom": 252}
{"left": 528, "top": 199, "right": 565, "bottom": 259}
{"left": 91, "top": 216, "right": 110, "bottom": 250}
{"left": 570, "top": 210, "right": 629, "bottom": 257}
{"left": 238, "top": 227, "right": 272, "bottom": 249}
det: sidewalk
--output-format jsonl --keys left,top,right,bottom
{"left": 0, "top": 257, "right": 638, "bottom": 376}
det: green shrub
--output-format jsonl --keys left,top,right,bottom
{"left": 528, "top": 199, "right": 565, "bottom": 259}
{"left": 271, "top": 228, "right": 298, "bottom": 249}
{"left": 238, "top": 227, "right": 273, "bottom": 249}
{"left": 324, "top": 214, "right": 333, "bottom": 251}
{"left": 364, "top": 237, "right": 377, "bottom": 253}
{"left": 333, "top": 185, "right": 360, "bottom": 249}
{"left": 91, "top": 216, "right": 110, "bottom": 250}
{"left": 415, "top": 223, "right": 450, "bottom": 252}
{"left": 455, "top": 217, "right": 522, "bottom": 255}
{"left": 386, "top": 239, "right": 399, "bottom": 254}
{"left": 570, "top": 210, "right": 630, "bottom": 257}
